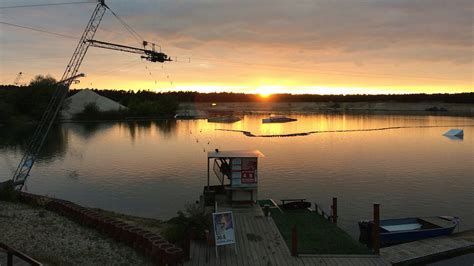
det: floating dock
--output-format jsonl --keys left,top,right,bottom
{"left": 380, "top": 229, "right": 474, "bottom": 265}
{"left": 197, "top": 150, "right": 388, "bottom": 265}
{"left": 185, "top": 204, "right": 388, "bottom": 266}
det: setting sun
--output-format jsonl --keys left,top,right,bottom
{"left": 256, "top": 85, "right": 282, "bottom": 98}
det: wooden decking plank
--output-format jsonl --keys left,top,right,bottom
{"left": 266, "top": 212, "right": 293, "bottom": 260}
{"left": 236, "top": 212, "right": 256, "bottom": 266}
{"left": 238, "top": 213, "right": 255, "bottom": 266}
{"left": 263, "top": 217, "right": 292, "bottom": 266}
{"left": 308, "top": 257, "right": 327, "bottom": 265}
{"left": 380, "top": 230, "right": 474, "bottom": 265}
{"left": 251, "top": 216, "right": 269, "bottom": 265}
{"left": 199, "top": 242, "right": 207, "bottom": 266}
{"left": 254, "top": 216, "right": 281, "bottom": 266}
{"left": 235, "top": 221, "right": 247, "bottom": 266}
{"left": 185, "top": 204, "right": 389, "bottom": 266}
{"left": 321, "top": 257, "right": 335, "bottom": 266}
{"left": 242, "top": 212, "right": 266, "bottom": 266}
{"left": 188, "top": 241, "right": 196, "bottom": 266}
{"left": 254, "top": 214, "right": 274, "bottom": 266}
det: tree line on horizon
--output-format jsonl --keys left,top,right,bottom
{"left": 0, "top": 76, "right": 181, "bottom": 124}
{"left": 1, "top": 78, "right": 473, "bottom": 124}
{"left": 73, "top": 88, "right": 474, "bottom": 104}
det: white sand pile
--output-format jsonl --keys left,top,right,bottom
{"left": 62, "top": 90, "right": 127, "bottom": 119}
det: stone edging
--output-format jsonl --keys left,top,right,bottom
{"left": 17, "top": 192, "right": 184, "bottom": 266}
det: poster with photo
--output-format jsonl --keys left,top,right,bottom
{"left": 212, "top": 211, "right": 235, "bottom": 246}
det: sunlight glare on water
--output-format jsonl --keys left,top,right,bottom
{"left": 0, "top": 114, "right": 472, "bottom": 236}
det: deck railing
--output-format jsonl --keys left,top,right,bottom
{"left": 0, "top": 243, "right": 42, "bottom": 266}
{"left": 314, "top": 202, "right": 333, "bottom": 221}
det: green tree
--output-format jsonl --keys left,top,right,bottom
{"left": 13, "top": 75, "right": 58, "bottom": 120}
{"left": 29, "top": 75, "right": 57, "bottom": 88}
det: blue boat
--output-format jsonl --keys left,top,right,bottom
{"left": 358, "top": 216, "right": 459, "bottom": 247}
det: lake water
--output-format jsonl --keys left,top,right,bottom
{"left": 1, "top": 114, "right": 473, "bottom": 236}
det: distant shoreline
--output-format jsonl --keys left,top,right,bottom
{"left": 179, "top": 101, "right": 474, "bottom": 117}
{"left": 1, "top": 101, "right": 472, "bottom": 127}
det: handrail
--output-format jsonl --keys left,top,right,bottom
{"left": 0, "top": 242, "right": 42, "bottom": 266}
{"left": 314, "top": 202, "right": 332, "bottom": 221}
{"left": 213, "top": 159, "right": 224, "bottom": 185}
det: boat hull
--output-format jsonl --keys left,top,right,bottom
{"left": 262, "top": 117, "right": 297, "bottom": 123}
{"left": 379, "top": 226, "right": 456, "bottom": 246}
{"left": 359, "top": 217, "right": 458, "bottom": 247}
{"left": 208, "top": 116, "right": 241, "bottom": 123}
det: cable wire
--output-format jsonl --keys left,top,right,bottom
{"left": 0, "top": 1, "right": 94, "bottom": 9}
{"left": 106, "top": 6, "right": 143, "bottom": 45}
{"left": 0, "top": 21, "right": 79, "bottom": 39}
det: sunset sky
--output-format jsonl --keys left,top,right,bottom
{"left": 0, "top": 0, "right": 472, "bottom": 94}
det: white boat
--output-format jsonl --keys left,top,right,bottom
{"left": 262, "top": 116, "right": 297, "bottom": 123}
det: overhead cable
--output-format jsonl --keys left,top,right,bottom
{"left": 0, "top": 21, "right": 79, "bottom": 39}
{"left": 106, "top": 6, "right": 143, "bottom": 45}
{"left": 0, "top": 1, "right": 94, "bottom": 9}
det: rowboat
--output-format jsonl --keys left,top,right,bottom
{"left": 358, "top": 216, "right": 459, "bottom": 247}
{"left": 262, "top": 116, "right": 297, "bottom": 123}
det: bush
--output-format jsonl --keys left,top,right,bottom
{"left": 164, "top": 203, "right": 211, "bottom": 246}
{"left": 73, "top": 103, "right": 100, "bottom": 120}
{"left": 73, "top": 103, "right": 128, "bottom": 120}
{"left": 127, "top": 95, "right": 178, "bottom": 117}
{"left": 0, "top": 181, "right": 19, "bottom": 201}
{"left": 0, "top": 102, "right": 15, "bottom": 123}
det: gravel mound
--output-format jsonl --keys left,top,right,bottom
{"left": 62, "top": 89, "right": 127, "bottom": 119}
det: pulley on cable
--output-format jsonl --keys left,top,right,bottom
{"left": 87, "top": 40, "right": 172, "bottom": 63}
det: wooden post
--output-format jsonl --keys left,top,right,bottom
{"left": 264, "top": 204, "right": 270, "bottom": 217}
{"left": 332, "top": 197, "right": 338, "bottom": 224}
{"left": 183, "top": 228, "right": 191, "bottom": 261}
{"left": 7, "top": 252, "right": 13, "bottom": 266}
{"left": 205, "top": 229, "right": 210, "bottom": 263}
{"left": 373, "top": 203, "right": 380, "bottom": 254}
{"left": 291, "top": 225, "right": 298, "bottom": 256}
{"left": 207, "top": 158, "right": 210, "bottom": 191}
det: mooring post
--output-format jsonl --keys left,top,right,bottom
{"left": 183, "top": 228, "right": 191, "bottom": 261}
{"left": 7, "top": 252, "right": 13, "bottom": 266}
{"left": 291, "top": 225, "right": 298, "bottom": 256}
{"left": 332, "top": 197, "right": 338, "bottom": 224}
{"left": 373, "top": 203, "right": 380, "bottom": 254}
{"left": 264, "top": 204, "right": 270, "bottom": 217}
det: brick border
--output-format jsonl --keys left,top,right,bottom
{"left": 17, "top": 192, "right": 184, "bottom": 265}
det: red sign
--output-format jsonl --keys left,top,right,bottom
{"left": 241, "top": 170, "right": 255, "bottom": 183}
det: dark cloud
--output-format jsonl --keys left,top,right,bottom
{"left": 109, "top": 0, "right": 471, "bottom": 66}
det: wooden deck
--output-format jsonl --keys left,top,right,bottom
{"left": 381, "top": 229, "right": 474, "bottom": 265}
{"left": 185, "top": 205, "right": 388, "bottom": 266}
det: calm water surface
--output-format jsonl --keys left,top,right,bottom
{"left": 1, "top": 114, "right": 473, "bottom": 236}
